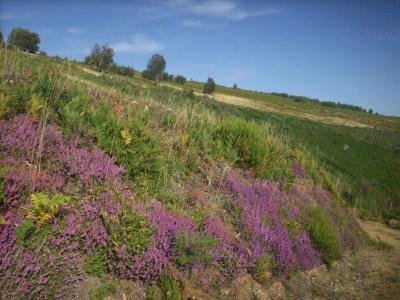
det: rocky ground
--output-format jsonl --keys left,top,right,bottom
{"left": 284, "top": 219, "right": 400, "bottom": 300}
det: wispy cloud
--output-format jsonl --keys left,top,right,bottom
{"left": 181, "top": 19, "right": 203, "bottom": 28}
{"left": 111, "top": 34, "right": 163, "bottom": 53}
{"left": 67, "top": 27, "right": 83, "bottom": 34}
{"left": 181, "top": 19, "right": 224, "bottom": 29}
{"left": 165, "top": 0, "right": 281, "bottom": 21}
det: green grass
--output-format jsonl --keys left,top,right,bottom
{"left": 308, "top": 207, "right": 340, "bottom": 265}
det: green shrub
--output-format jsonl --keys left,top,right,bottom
{"left": 158, "top": 274, "right": 181, "bottom": 300}
{"left": 308, "top": 207, "right": 340, "bottom": 265}
{"left": 106, "top": 212, "right": 154, "bottom": 256}
{"left": 173, "top": 230, "right": 216, "bottom": 266}
{"left": 15, "top": 219, "right": 36, "bottom": 246}
{"left": 253, "top": 254, "right": 276, "bottom": 283}
{"left": 84, "top": 250, "right": 108, "bottom": 276}
{"left": 0, "top": 166, "right": 11, "bottom": 206}
{"left": 214, "top": 117, "right": 267, "bottom": 168}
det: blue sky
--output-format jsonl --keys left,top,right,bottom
{"left": 1, "top": 0, "right": 399, "bottom": 116}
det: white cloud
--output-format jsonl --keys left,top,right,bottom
{"left": 67, "top": 27, "right": 82, "bottom": 34}
{"left": 166, "top": 0, "right": 281, "bottom": 21}
{"left": 111, "top": 34, "right": 163, "bottom": 53}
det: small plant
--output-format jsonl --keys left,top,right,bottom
{"left": 27, "top": 93, "right": 45, "bottom": 119}
{"left": 89, "top": 280, "right": 117, "bottom": 300}
{"left": 146, "top": 285, "right": 162, "bottom": 300}
{"left": 308, "top": 207, "right": 340, "bottom": 265}
{"left": 253, "top": 254, "right": 276, "bottom": 283}
{"left": 0, "top": 166, "right": 11, "bottom": 206}
{"left": 0, "top": 91, "right": 10, "bottom": 117}
{"left": 15, "top": 219, "right": 35, "bottom": 245}
{"left": 84, "top": 250, "right": 108, "bottom": 276}
{"left": 107, "top": 211, "right": 154, "bottom": 256}
{"left": 173, "top": 230, "right": 216, "bottom": 266}
{"left": 28, "top": 192, "right": 74, "bottom": 225}
{"left": 120, "top": 128, "right": 132, "bottom": 145}
{"left": 158, "top": 274, "right": 181, "bottom": 300}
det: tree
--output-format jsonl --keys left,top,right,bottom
{"left": 7, "top": 27, "right": 40, "bottom": 53}
{"left": 233, "top": 83, "right": 237, "bottom": 89}
{"left": 174, "top": 75, "right": 186, "bottom": 85}
{"left": 203, "top": 77, "right": 216, "bottom": 94}
{"left": 0, "top": 31, "right": 3, "bottom": 45}
{"left": 143, "top": 54, "right": 166, "bottom": 83}
{"left": 84, "top": 44, "right": 114, "bottom": 71}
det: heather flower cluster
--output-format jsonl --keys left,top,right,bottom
{"left": 292, "top": 163, "right": 305, "bottom": 178}
{"left": 203, "top": 216, "right": 250, "bottom": 277}
{"left": 0, "top": 115, "right": 131, "bottom": 298}
{"left": 221, "top": 171, "right": 322, "bottom": 273}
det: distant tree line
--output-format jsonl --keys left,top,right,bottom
{"left": 270, "top": 92, "right": 376, "bottom": 114}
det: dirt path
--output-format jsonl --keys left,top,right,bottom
{"left": 160, "top": 82, "right": 371, "bottom": 128}
{"left": 285, "top": 220, "right": 400, "bottom": 299}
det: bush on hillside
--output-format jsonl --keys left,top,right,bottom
{"left": 84, "top": 44, "right": 114, "bottom": 71}
{"left": 7, "top": 27, "right": 40, "bottom": 53}
{"left": 174, "top": 75, "right": 186, "bottom": 85}
{"left": 214, "top": 117, "right": 266, "bottom": 168}
{"left": 203, "top": 77, "right": 216, "bottom": 94}
{"left": 308, "top": 207, "right": 340, "bottom": 264}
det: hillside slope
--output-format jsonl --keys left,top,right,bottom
{"left": 162, "top": 79, "right": 400, "bottom": 220}
{"left": 0, "top": 47, "right": 398, "bottom": 299}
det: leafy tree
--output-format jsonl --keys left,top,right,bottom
{"left": 0, "top": 31, "right": 3, "bottom": 45}
{"left": 143, "top": 54, "right": 166, "bottom": 83}
{"left": 7, "top": 27, "right": 40, "bottom": 53}
{"left": 233, "top": 83, "right": 237, "bottom": 89}
{"left": 84, "top": 44, "right": 114, "bottom": 71}
{"left": 203, "top": 77, "right": 216, "bottom": 94}
{"left": 174, "top": 75, "right": 186, "bottom": 85}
